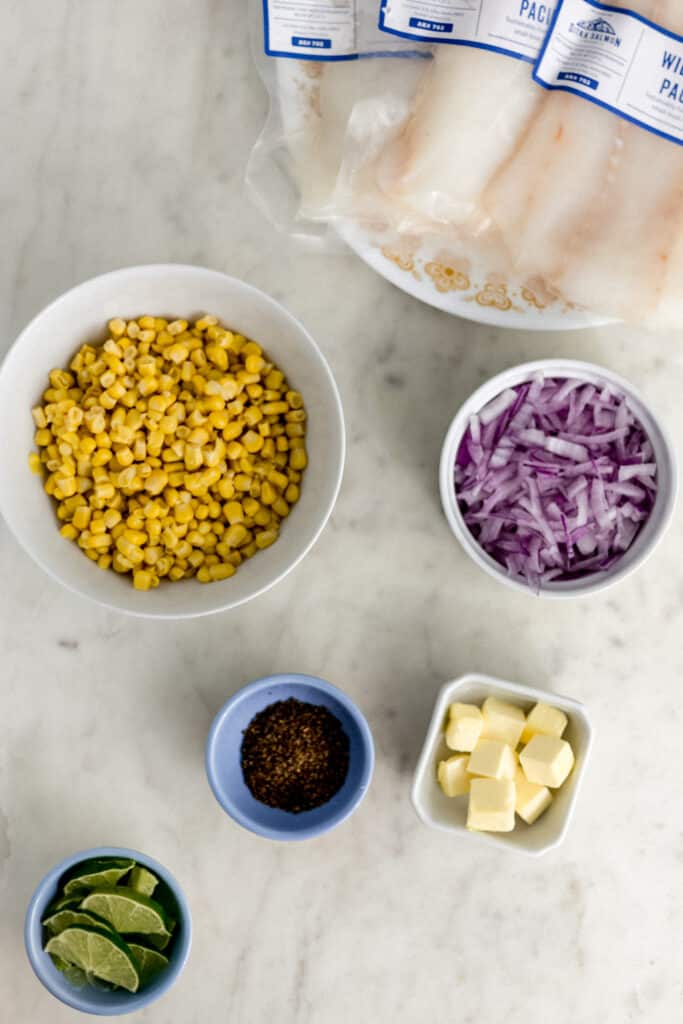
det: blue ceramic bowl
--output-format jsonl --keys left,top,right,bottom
{"left": 205, "top": 673, "right": 374, "bottom": 841}
{"left": 25, "top": 846, "right": 192, "bottom": 1016}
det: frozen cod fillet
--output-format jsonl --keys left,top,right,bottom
{"left": 483, "top": 0, "right": 683, "bottom": 326}
{"left": 374, "top": 46, "right": 543, "bottom": 230}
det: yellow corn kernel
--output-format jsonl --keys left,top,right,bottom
{"left": 116, "top": 536, "right": 144, "bottom": 564}
{"left": 167, "top": 319, "right": 188, "bottom": 336}
{"left": 285, "top": 483, "right": 300, "bottom": 504}
{"left": 290, "top": 448, "right": 308, "bottom": 471}
{"left": 72, "top": 506, "right": 92, "bottom": 530}
{"left": 268, "top": 469, "right": 289, "bottom": 491}
{"left": 260, "top": 481, "right": 276, "bottom": 505}
{"left": 244, "top": 354, "right": 265, "bottom": 375}
{"left": 35, "top": 428, "right": 52, "bottom": 447}
{"left": 195, "top": 315, "right": 218, "bottom": 331}
{"left": 214, "top": 477, "right": 233, "bottom": 501}
{"left": 112, "top": 552, "right": 133, "bottom": 573}
{"left": 90, "top": 518, "right": 107, "bottom": 536}
{"left": 108, "top": 318, "right": 127, "bottom": 338}
{"left": 262, "top": 439, "right": 276, "bottom": 459}
{"left": 122, "top": 527, "right": 147, "bottom": 547}
{"left": 133, "top": 569, "right": 155, "bottom": 591}
{"left": 224, "top": 524, "right": 248, "bottom": 548}
{"left": 174, "top": 502, "right": 194, "bottom": 524}
{"left": 60, "top": 523, "right": 78, "bottom": 541}
{"left": 262, "top": 401, "right": 288, "bottom": 415}
{"left": 254, "top": 508, "right": 271, "bottom": 527}
{"left": 222, "top": 501, "right": 243, "bottom": 525}
{"left": 143, "top": 546, "right": 163, "bottom": 566}
{"left": 103, "top": 508, "right": 121, "bottom": 529}
{"left": 144, "top": 470, "right": 168, "bottom": 495}
{"left": 276, "top": 436, "right": 289, "bottom": 452}
{"left": 242, "top": 430, "right": 264, "bottom": 454}
{"left": 168, "top": 566, "right": 185, "bottom": 581}
{"left": 184, "top": 444, "right": 203, "bottom": 471}
{"left": 255, "top": 529, "right": 278, "bottom": 550}
{"left": 28, "top": 452, "right": 43, "bottom": 474}
{"left": 265, "top": 369, "right": 284, "bottom": 389}
{"left": 242, "top": 497, "right": 260, "bottom": 518}
{"left": 272, "top": 497, "right": 289, "bottom": 518}
{"left": 188, "top": 550, "right": 205, "bottom": 569}
{"left": 79, "top": 436, "right": 97, "bottom": 455}
{"left": 91, "top": 449, "right": 112, "bottom": 467}
{"left": 286, "top": 390, "right": 304, "bottom": 410}
{"left": 209, "top": 562, "right": 235, "bottom": 581}
{"left": 222, "top": 421, "right": 244, "bottom": 442}
{"left": 97, "top": 554, "right": 113, "bottom": 570}
{"left": 197, "top": 566, "right": 211, "bottom": 583}
{"left": 234, "top": 473, "right": 251, "bottom": 493}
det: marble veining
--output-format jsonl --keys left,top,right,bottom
{"left": 2, "top": 2, "right": 683, "bottom": 1022}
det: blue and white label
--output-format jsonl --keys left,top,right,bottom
{"left": 534, "top": 0, "right": 683, "bottom": 145}
{"left": 379, "top": 0, "right": 556, "bottom": 62}
{"left": 263, "top": 0, "right": 357, "bottom": 60}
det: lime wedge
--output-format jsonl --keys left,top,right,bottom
{"left": 43, "top": 894, "right": 85, "bottom": 919}
{"left": 62, "top": 857, "right": 134, "bottom": 895}
{"left": 125, "top": 930, "right": 171, "bottom": 951}
{"left": 128, "top": 944, "right": 169, "bottom": 986}
{"left": 43, "top": 908, "right": 115, "bottom": 937}
{"left": 129, "top": 866, "right": 158, "bottom": 897}
{"left": 80, "top": 888, "right": 172, "bottom": 941}
{"left": 49, "top": 953, "right": 88, "bottom": 989}
{"left": 45, "top": 926, "right": 140, "bottom": 993}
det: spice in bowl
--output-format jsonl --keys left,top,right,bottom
{"left": 241, "top": 698, "right": 350, "bottom": 813}
{"left": 454, "top": 372, "right": 657, "bottom": 589}
{"left": 28, "top": 316, "right": 308, "bottom": 590}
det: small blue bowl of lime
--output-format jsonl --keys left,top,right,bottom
{"left": 25, "top": 846, "right": 192, "bottom": 1016}
{"left": 205, "top": 673, "right": 374, "bottom": 841}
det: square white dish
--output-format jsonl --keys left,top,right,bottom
{"left": 411, "top": 673, "right": 593, "bottom": 856}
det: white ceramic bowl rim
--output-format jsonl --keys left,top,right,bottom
{"left": 439, "top": 358, "right": 678, "bottom": 598}
{"left": 0, "top": 264, "right": 346, "bottom": 618}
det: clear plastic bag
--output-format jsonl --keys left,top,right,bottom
{"left": 245, "top": 0, "right": 428, "bottom": 249}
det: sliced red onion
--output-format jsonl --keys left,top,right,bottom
{"left": 455, "top": 374, "right": 657, "bottom": 589}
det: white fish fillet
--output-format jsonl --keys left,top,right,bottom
{"left": 482, "top": 0, "right": 683, "bottom": 325}
{"left": 374, "top": 46, "right": 543, "bottom": 230}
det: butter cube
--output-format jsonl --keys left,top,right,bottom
{"left": 445, "top": 702, "right": 483, "bottom": 752}
{"left": 467, "top": 778, "right": 515, "bottom": 832}
{"left": 437, "top": 754, "right": 471, "bottom": 797}
{"left": 514, "top": 766, "right": 552, "bottom": 825}
{"left": 481, "top": 697, "right": 526, "bottom": 748}
{"left": 467, "top": 738, "right": 516, "bottom": 780}
{"left": 520, "top": 734, "right": 574, "bottom": 788}
{"left": 521, "top": 702, "right": 568, "bottom": 745}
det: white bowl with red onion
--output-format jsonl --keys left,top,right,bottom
{"left": 439, "top": 360, "right": 676, "bottom": 598}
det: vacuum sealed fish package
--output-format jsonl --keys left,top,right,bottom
{"left": 248, "top": 0, "right": 683, "bottom": 329}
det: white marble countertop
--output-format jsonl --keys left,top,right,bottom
{"left": 2, "top": 3, "right": 683, "bottom": 1022}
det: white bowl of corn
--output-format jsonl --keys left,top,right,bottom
{"left": 0, "top": 264, "right": 345, "bottom": 617}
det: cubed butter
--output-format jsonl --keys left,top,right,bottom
{"left": 520, "top": 734, "right": 574, "bottom": 788}
{"left": 437, "top": 754, "right": 471, "bottom": 797}
{"left": 514, "top": 766, "right": 552, "bottom": 825}
{"left": 481, "top": 696, "right": 526, "bottom": 748}
{"left": 520, "top": 702, "right": 568, "bottom": 745}
{"left": 467, "top": 778, "right": 515, "bottom": 832}
{"left": 445, "top": 702, "right": 483, "bottom": 752}
{"left": 467, "top": 738, "right": 516, "bottom": 780}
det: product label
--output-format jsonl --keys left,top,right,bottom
{"left": 378, "top": 0, "right": 556, "bottom": 62}
{"left": 263, "top": 0, "right": 357, "bottom": 60}
{"left": 534, "top": 0, "right": 683, "bottom": 145}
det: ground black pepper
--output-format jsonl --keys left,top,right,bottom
{"left": 241, "top": 698, "right": 350, "bottom": 813}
